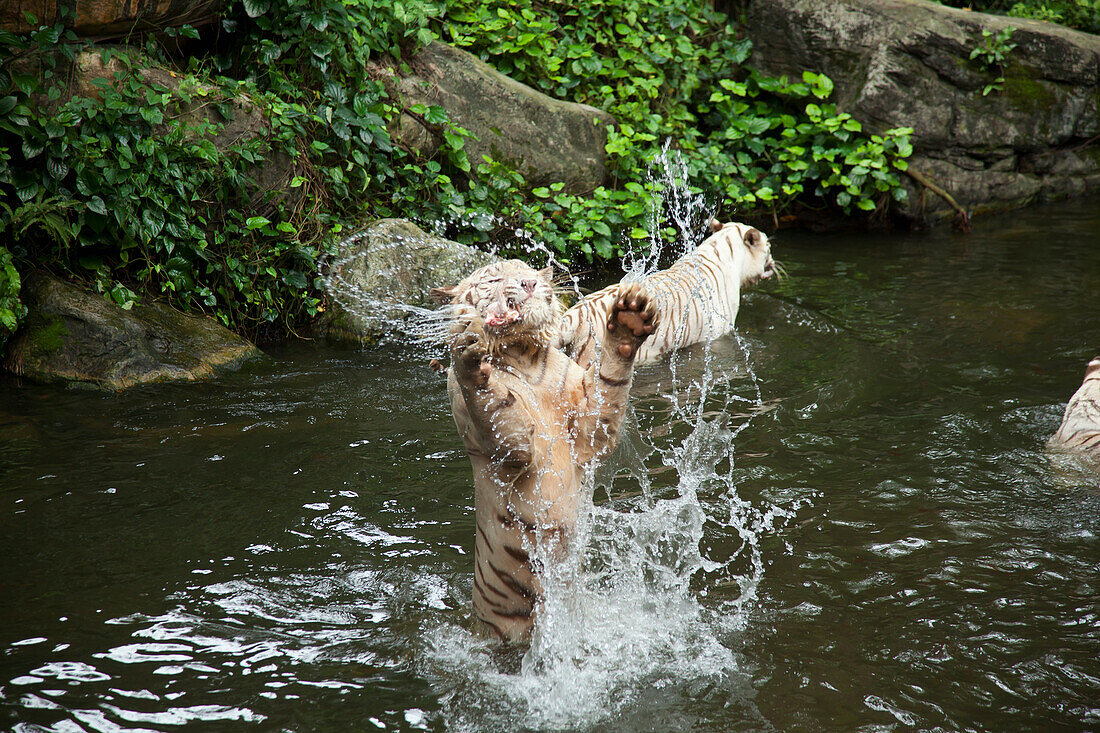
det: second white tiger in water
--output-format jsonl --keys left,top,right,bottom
{"left": 556, "top": 218, "right": 777, "bottom": 369}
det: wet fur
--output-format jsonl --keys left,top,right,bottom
{"left": 1049, "top": 356, "right": 1100, "bottom": 456}
{"left": 557, "top": 219, "right": 776, "bottom": 369}
{"left": 433, "top": 260, "right": 657, "bottom": 642}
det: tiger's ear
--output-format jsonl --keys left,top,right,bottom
{"left": 709, "top": 218, "right": 723, "bottom": 234}
{"left": 745, "top": 228, "right": 765, "bottom": 249}
{"left": 537, "top": 266, "right": 554, "bottom": 282}
{"left": 430, "top": 285, "right": 458, "bottom": 305}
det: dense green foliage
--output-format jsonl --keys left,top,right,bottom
{"left": 0, "top": 245, "right": 25, "bottom": 340}
{"left": 444, "top": 2, "right": 911, "bottom": 209}
{"left": 1, "top": 28, "right": 332, "bottom": 336}
{"left": 938, "top": 0, "right": 1100, "bottom": 33}
{"left": 0, "top": 0, "right": 913, "bottom": 339}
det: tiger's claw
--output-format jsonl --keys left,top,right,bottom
{"left": 452, "top": 331, "right": 492, "bottom": 385}
{"left": 607, "top": 283, "right": 659, "bottom": 359}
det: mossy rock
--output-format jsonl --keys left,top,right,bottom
{"left": 2, "top": 273, "right": 262, "bottom": 390}
{"left": 1001, "top": 65, "right": 1058, "bottom": 116}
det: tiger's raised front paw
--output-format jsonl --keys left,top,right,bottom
{"left": 606, "top": 282, "right": 658, "bottom": 359}
{"left": 451, "top": 331, "right": 492, "bottom": 386}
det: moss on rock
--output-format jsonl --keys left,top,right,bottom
{"left": 3, "top": 273, "right": 263, "bottom": 390}
{"left": 1002, "top": 64, "right": 1058, "bottom": 115}
{"left": 28, "top": 313, "right": 68, "bottom": 355}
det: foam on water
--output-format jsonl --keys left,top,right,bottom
{"left": 320, "top": 147, "right": 805, "bottom": 730}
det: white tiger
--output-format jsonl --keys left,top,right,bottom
{"left": 556, "top": 218, "right": 777, "bottom": 369}
{"left": 1049, "top": 356, "right": 1100, "bottom": 456}
{"left": 431, "top": 259, "right": 658, "bottom": 642}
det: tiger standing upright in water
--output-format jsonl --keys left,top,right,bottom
{"left": 431, "top": 259, "right": 658, "bottom": 642}
{"left": 556, "top": 218, "right": 777, "bottom": 369}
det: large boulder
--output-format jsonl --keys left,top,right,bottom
{"left": 746, "top": 0, "right": 1100, "bottom": 221}
{"left": 1, "top": 0, "right": 226, "bottom": 37}
{"left": 370, "top": 42, "right": 615, "bottom": 194}
{"left": 318, "top": 218, "right": 496, "bottom": 346}
{"left": 2, "top": 273, "right": 262, "bottom": 390}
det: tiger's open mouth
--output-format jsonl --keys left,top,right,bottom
{"left": 485, "top": 293, "right": 525, "bottom": 327}
{"left": 762, "top": 257, "right": 776, "bottom": 280}
{"left": 485, "top": 305, "right": 523, "bottom": 328}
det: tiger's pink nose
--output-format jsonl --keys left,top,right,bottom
{"left": 520, "top": 279, "right": 537, "bottom": 294}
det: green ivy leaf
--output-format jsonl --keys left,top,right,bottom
{"left": 243, "top": 0, "right": 269, "bottom": 18}
{"left": 424, "top": 105, "right": 448, "bottom": 125}
{"left": 282, "top": 270, "right": 308, "bottom": 289}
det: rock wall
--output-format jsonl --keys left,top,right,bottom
{"left": 746, "top": 0, "right": 1100, "bottom": 221}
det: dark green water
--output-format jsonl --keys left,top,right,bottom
{"left": 3, "top": 200, "right": 1099, "bottom": 731}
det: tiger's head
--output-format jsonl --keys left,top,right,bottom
{"left": 707, "top": 218, "right": 778, "bottom": 286}
{"left": 431, "top": 259, "right": 562, "bottom": 351}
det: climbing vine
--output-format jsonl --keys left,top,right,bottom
{"left": 0, "top": 245, "right": 24, "bottom": 342}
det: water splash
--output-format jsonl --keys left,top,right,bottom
{"left": 318, "top": 224, "right": 476, "bottom": 348}
{"left": 421, "top": 331, "right": 803, "bottom": 730}
{"left": 374, "top": 148, "right": 807, "bottom": 730}
{"left": 319, "top": 140, "right": 714, "bottom": 352}
{"left": 622, "top": 139, "right": 712, "bottom": 282}
{"left": 319, "top": 216, "right": 580, "bottom": 352}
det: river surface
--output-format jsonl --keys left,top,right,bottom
{"left": 3, "top": 200, "right": 1100, "bottom": 732}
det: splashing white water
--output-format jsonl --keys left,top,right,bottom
{"left": 324, "top": 148, "right": 805, "bottom": 730}
{"left": 421, "top": 330, "right": 803, "bottom": 731}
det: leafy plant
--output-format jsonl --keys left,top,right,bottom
{"left": 2, "top": 0, "right": 915, "bottom": 341}
{"left": 1, "top": 36, "right": 331, "bottom": 334}
{"left": 0, "top": 245, "right": 26, "bottom": 339}
{"left": 1007, "top": 0, "right": 1100, "bottom": 30}
{"left": 969, "top": 26, "right": 1018, "bottom": 96}
{"left": 937, "top": 0, "right": 1100, "bottom": 34}
{"left": 435, "top": 0, "right": 912, "bottom": 257}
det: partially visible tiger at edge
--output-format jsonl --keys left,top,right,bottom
{"left": 556, "top": 218, "right": 780, "bottom": 369}
{"left": 1049, "top": 356, "right": 1100, "bottom": 456}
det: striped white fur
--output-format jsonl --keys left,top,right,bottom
{"left": 434, "top": 260, "right": 658, "bottom": 642}
{"left": 556, "top": 219, "right": 775, "bottom": 368}
{"left": 1049, "top": 356, "right": 1100, "bottom": 455}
